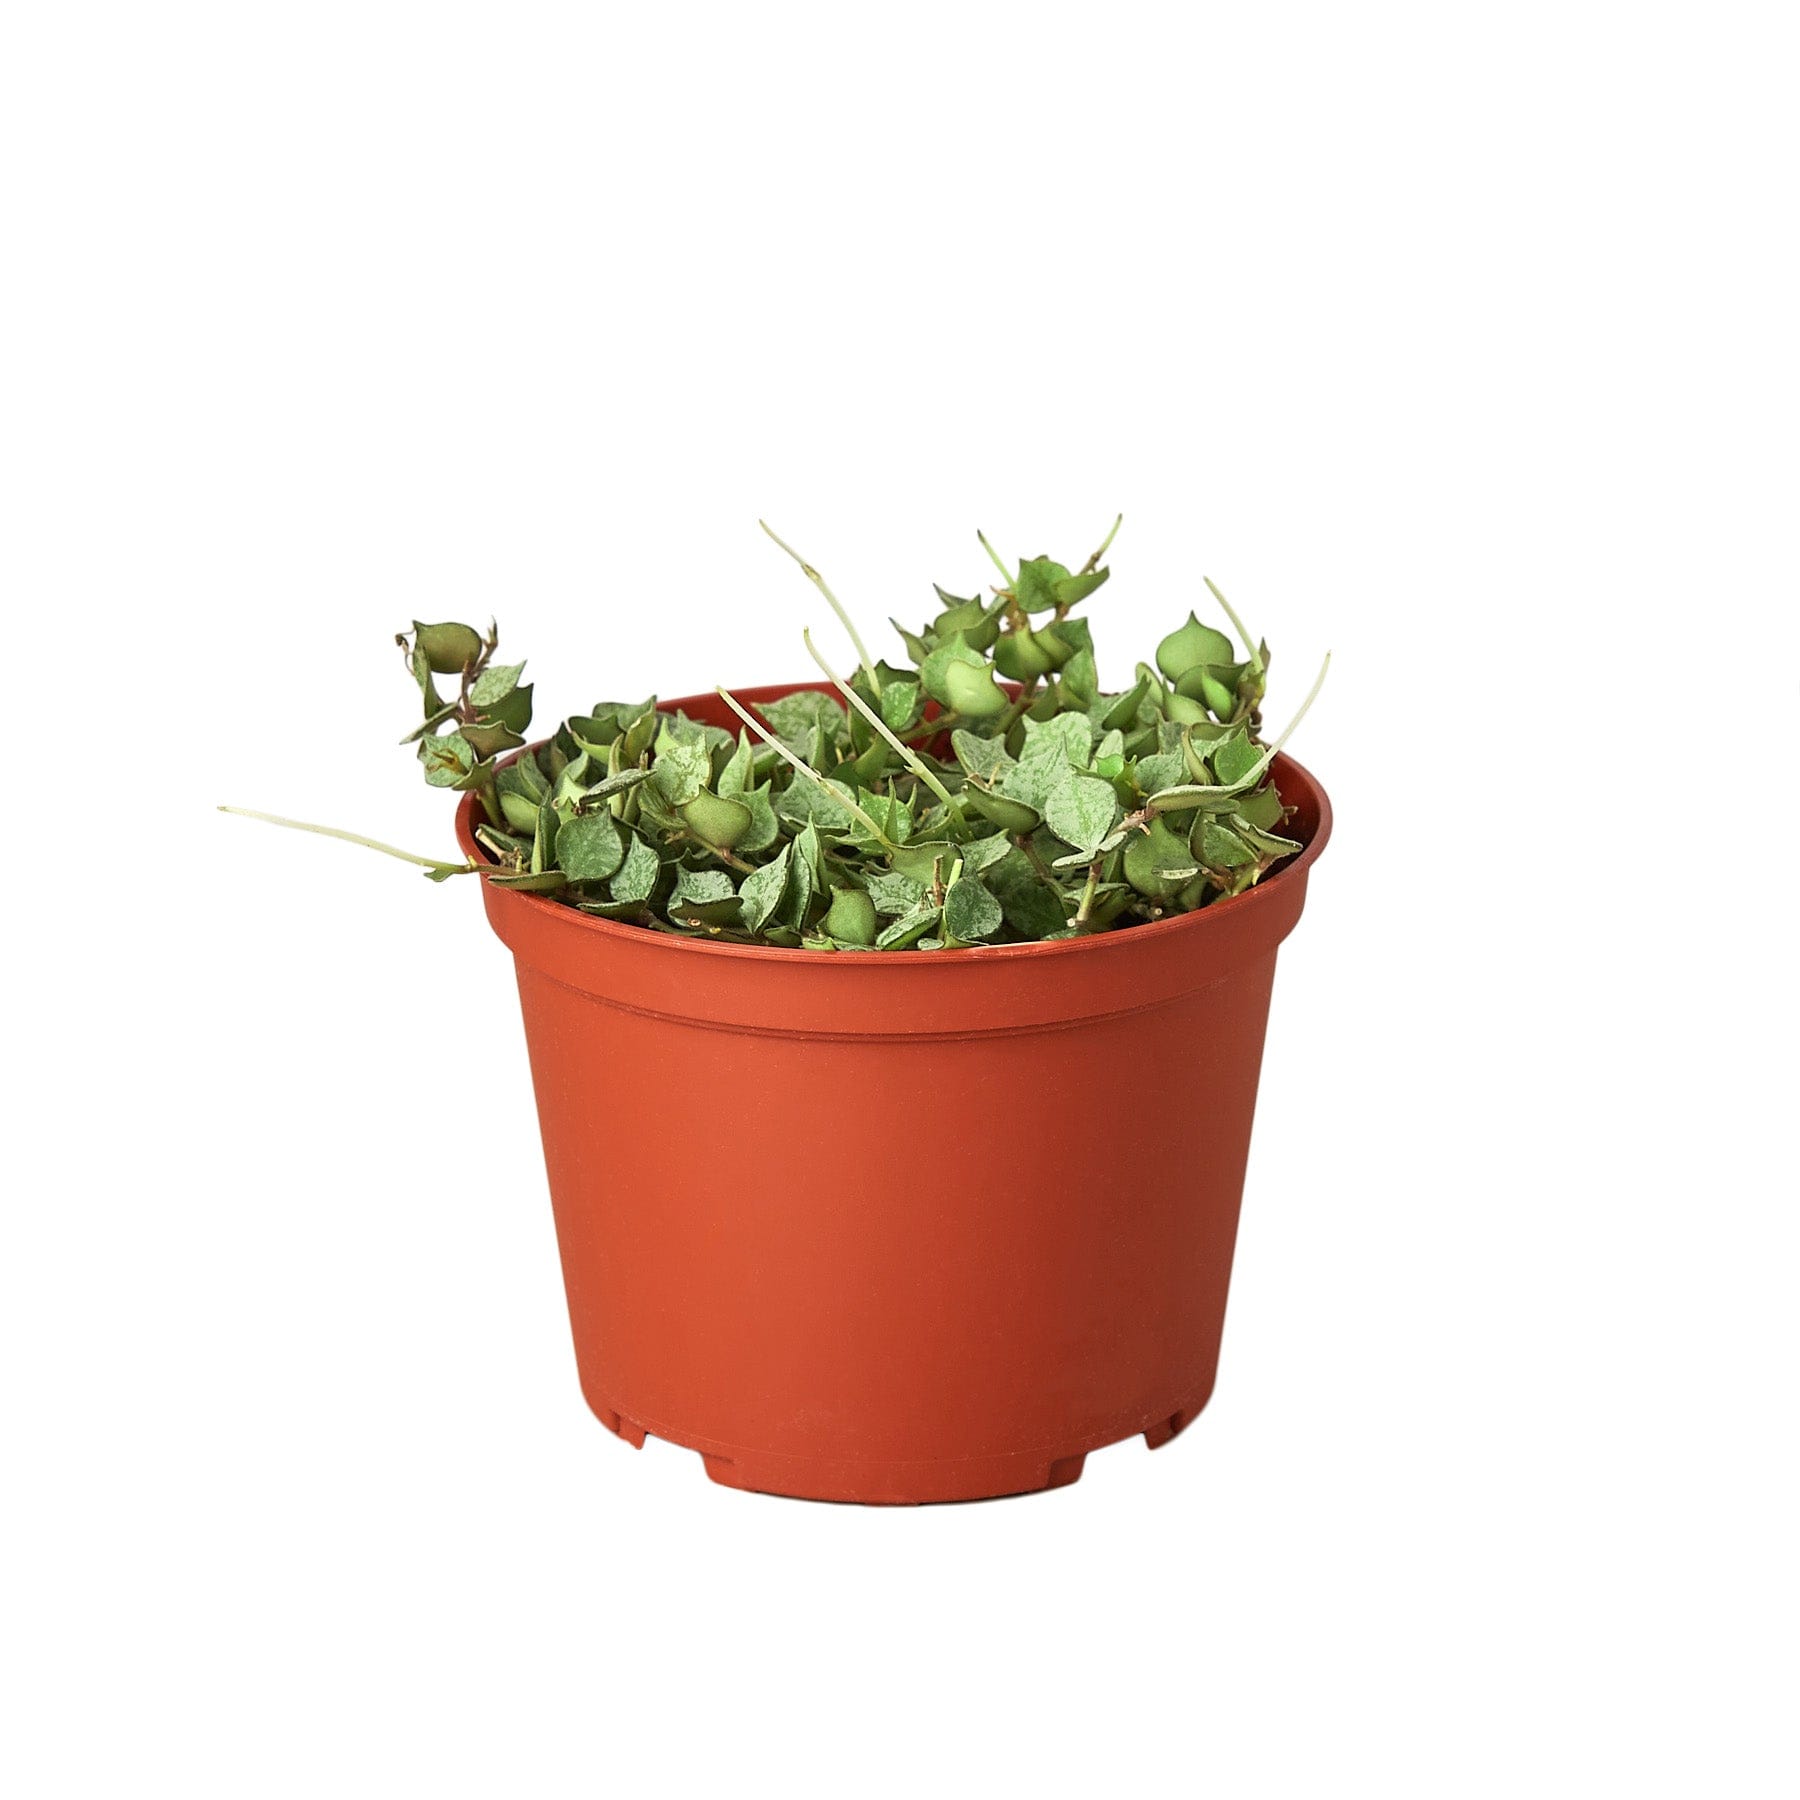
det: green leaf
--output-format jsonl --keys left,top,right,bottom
{"left": 1134, "top": 751, "right": 1186, "bottom": 797}
{"left": 759, "top": 689, "right": 846, "bottom": 741}
{"left": 943, "top": 872, "right": 1003, "bottom": 942}
{"left": 952, "top": 728, "right": 1015, "bottom": 785}
{"left": 737, "top": 846, "right": 791, "bottom": 934}
{"left": 1236, "top": 783, "right": 1288, "bottom": 832}
{"left": 462, "top": 720, "right": 525, "bottom": 758}
{"left": 669, "top": 867, "right": 742, "bottom": 927}
{"left": 986, "top": 848, "right": 1067, "bottom": 939}
{"left": 633, "top": 775, "right": 685, "bottom": 837}
{"left": 408, "top": 643, "right": 447, "bottom": 712}
{"left": 608, "top": 831, "right": 662, "bottom": 906}
{"left": 1013, "top": 556, "right": 1074, "bottom": 614}
{"left": 1054, "top": 567, "right": 1109, "bottom": 609}
{"left": 847, "top": 787, "right": 912, "bottom": 853}
{"left": 1198, "top": 819, "right": 1259, "bottom": 869}
{"left": 469, "top": 661, "right": 526, "bottom": 707}
{"left": 716, "top": 731, "right": 755, "bottom": 798}
{"left": 891, "top": 618, "right": 933, "bottom": 665}
{"left": 959, "top": 832, "right": 1013, "bottom": 877}
{"left": 1211, "top": 732, "right": 1264, "bottom": 787}
{"left": 531, "top": 798, "right": 557, "bottom": 873}
{"left": 551, "top": 749, "right": 593, "bottom": 811}
{"left": 888, "top": 840, "right": 955, "bottom": 884}
{"left": 1156, "top": 613, "right": 1235, "bottom": 682}
{"left": 418, "top": 732, "right": 477, "bottom": 787}
{"left": 735, "top": 785, "right": 781, "bottom": 854}
{"left": 1124, "top": 818, "right": 1199, "bottom": 896}
{"left": 774, "top": 777, "right": 854, "bottom": 835}
{"left": 557, "top": 811, "right": 625, "bottom": 881}
{"left": 880, "top": 679, "right": 922, "bottom": 733}
{"left": 620, "top": 701, "right": 660, "bottom": 764}
{"left": 1019, "top": 709, "right": 1094, "bottom": 771}
{"left": 1234, "top": 818, "right": 1305, "bottom": 861}
{"left": 1058, "top": 647, "right": 1099, "bottom": 708}
{"left": 783, "top": 835, "right": 817, "bottom": 931}
{"left": 876, "top": 903, "right": 940, "bottom": 950}
{"left": 1043, "top": 774, "right": 1119, "bottom": 857}
{"left": 500, "top": 788, "right": 540, "bottom": 834}
{"left": 866, "top": 869, "right": 928, "bottom": 917}
{"left": 651, "top": 735, "right": 712, "bottom": 806}
{"left": 1097, "top": 674, "right": 1151, "bottom": 734}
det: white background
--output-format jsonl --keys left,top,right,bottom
{"left": 4, "top": 4, "right": 1796, "bottom": 1795}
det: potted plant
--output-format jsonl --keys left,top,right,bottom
{"left": 226, "top": 518, "right": 1332, "bottom": 1503}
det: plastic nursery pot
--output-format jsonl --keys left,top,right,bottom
{"left": 457, "top": 682, "right": 1332, "bottom": 1505}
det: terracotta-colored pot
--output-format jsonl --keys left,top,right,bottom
{"left": 457, "top": 683, "right": 1331, "bottom": 1504}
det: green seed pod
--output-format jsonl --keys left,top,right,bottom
{"left": 1155, "top": 613, "right": 1235, "bottom": 683}
{"left": 681, "top": 790, "right": 754, "bottom": 850}
{"left": 825, "top": 886, "right": 878, "bottom": 946}
{"left": 413, "top": 621, "right": 484, "bottom": 676}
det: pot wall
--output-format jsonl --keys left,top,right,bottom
{"left": 459, "top": 683, "right": 1331, "bottom": 1503}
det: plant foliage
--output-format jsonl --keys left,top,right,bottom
{"left": 227, "top": 520, "right": 1327, "bottom": 949}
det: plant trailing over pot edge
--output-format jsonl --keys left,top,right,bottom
{"left": 224, "top": 516, "right": 1329, "bottom": 951}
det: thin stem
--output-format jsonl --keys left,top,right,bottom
{"left": 1145, "top": 651, "right": 1332, "bottom": 814}
{"left": 1079, "top": 513, "right": 1123, "bottom": 575}
{"left": 759, "top": 521, "right": 880, "bottom": 692}
{"left": 715, "top": 687, "right": 899, "bottom": 853}
{"left": 802, "top": 629, "right": 959, "bottom": 811}
{"left": 400, "top": 700, "right": 460, "bottom": 744}
{"left": 976, "top": 530, "right": 1015, "bottom": 588}
{"left": 218, "top": 806, "right": 475, "bottom": 877}
{"left": 1075, "top": 864, "right": 1099, "bottom": 926}
{"left": 1203, "top": 576, "right": 1262, "bottom": 672}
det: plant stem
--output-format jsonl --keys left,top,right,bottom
{"left": 400, "top": 700, "right": 461, "bottom": 744}
{"left": 760, "top": 521, "right": 880, "bottom": 692}
{"left": 1203, "top": 576, "right": 1262, "bottom": 671}
{"left": 803, "top": 629, "right": 959, "bottom": 810}
{"left": 1144, "top": 650, "right": 1332, "bottom": 816}
{"left": 715, "top": 687, "right": 900, "bottom": 853}
{"left": 1079, "top": 513, "right": 1123, "bottom": 575}
{"left": 1075, "top": 863, "right": 1099, "bottom": 926}
{"left": 976, "top": 530, "right": 1015, "bottom": 588}
{"left": 218, "top": 806, "right": 475, "bottom": 877}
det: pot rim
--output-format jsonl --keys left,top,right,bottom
{"left": 454, "top": 680, "right": 1331, "bottom": 970}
